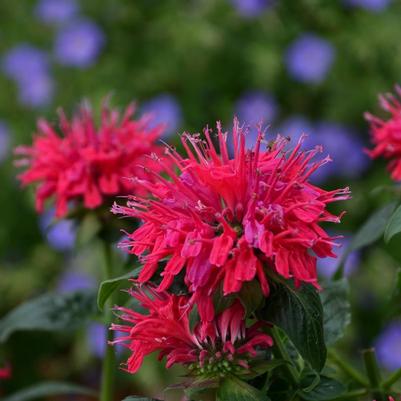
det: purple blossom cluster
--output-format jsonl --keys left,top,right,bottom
{"left": 277, "top": 116, "right": 370, "bottom": 182}
{"left": 229, "top": 0, "right": 274, "bottom": 17}
{"left": 285, "top": 34, "right": 335, "bottom": 84}
{"left": 344, "top": 0, "right": 391, "bottom": 12}
{"left": 141, "top": 94, "right": 183, "bottom": 138}
{"left": 1, "top": 0, "right": 105, "bottom": 109}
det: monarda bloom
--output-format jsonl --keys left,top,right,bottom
{"left": 110, "top": 287, "right": 273, "bottom": 377}
{"left": 15, "top": 100, "right": 165, "bottom": 217}
{"left": 366, "top": 86, "right": 401, "bottom": 181}
{"left": 113, "top": 119, "right": 350, "bottom": 320}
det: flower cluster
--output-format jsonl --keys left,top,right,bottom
{"left": 111, "top": 286, "right": 273, "bottom": 377}
{"left": 365, "top": 86, "right": 401, "bottom": 181}
{"left": 112, "top": 119, "right": 350, "bottom": 321}
{"left": 15, "top": 101, "right": 165, "bottom": 217}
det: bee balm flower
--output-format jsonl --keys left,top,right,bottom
{"left": 15, "top": 100, "right": 165, "bottom": 217}
{"left": 366, "top": 86, "right": 401, "bottom": 181}
{"left": 0, "top": 363, "right": 11, "bottom": 380}
{"left": 113, "top": 119, "right": 350, "bottom": 320}
{"left": 111, "top": 287, "right": 273, "bottom": 376}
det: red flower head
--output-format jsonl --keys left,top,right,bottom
{"left": 0, "top": 363, "right": 11, "bottom": 380}
{"left": 111, "top": 286, "right": 273, "bottom": 377}
{"left": 365, "top": 86, "right": 401, "bottom": 181}
{"left": 112, "top": 119, "right": 350, "bottom": 320}
{"left": 15, "top": 100, "right": 165, "bottom": 217}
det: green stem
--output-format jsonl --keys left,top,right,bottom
{"left": 100, "top": 241, "right": 116, "bottom": 401}
{"left": 270, "top": 326, "right": 299, "bottom": 386}
{"left": 328, "top": 349, "right": 369, "bottom": 387}
{"left": 383, "top": 366, "right": 401, "bottom": 389}
{"left": 328, "top": 388, "right": 368, "bottom": 400}
{"left": 363, "top": 348, "right": 385, "bottom": 401}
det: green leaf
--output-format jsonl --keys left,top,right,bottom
{"left": 385, "top": 204, "right": 401, "bottom": 243}
{"left": 320, "top": 279, "right": 351, "bottom": 345}
{"left": 260, "top": 280, "right": 326, "bottom": 371}
{"left": 299, "top": 376, "right": 345, "bottom": 401}
{"left": 239, "top": 280, "right": 264, "bottom": 318}
{"left": 1, "top": 381, "right": 97, "bottom": 401}
{"left": 217, "top": 376, "right": 268, "bottom": 401}
{"left": 0, "top": 290, "right": 97, "bottom": 343}
{"left": 122, "top": 397, "right": 161, "bottom": 401}
{"left": 76, "top": 213, "right": 102, "bottom": 247}
{"left": 97, "top": 267, "right": 141, "bottom": 310}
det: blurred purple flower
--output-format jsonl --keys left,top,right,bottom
{"left": 375, "top": 321, "right": 401, "bottom": 371}
{"left": 0, "top": 121, "right": 11, "bottom": 163}
{"left": 235, "top": 90, "right": 278, "bottom": 148}
{"left": 57, "top": 270, "right": 96, "bottom": 293}
{"left": 17, "top": 73, "right": 54, "bottom": 108}
{"left": 285, "top": 34, "right": 335, "bottom": 84}
{"left": 317, "top": 235, "right": 360, "bottom": 279}
{"left": 344, "top": 0, "right": 391, "bottom": 12}
{"left": 277, "top": 115, "right": 314, "bottom": 145}
{"left": 87, "top": 322, "right": 123, "bottom": 358}
{"left": 2, "top": 44, "right": 49, "bottom": 82}
{"left": 35, "top": 0, "right": 78, "bottom": 24}
{"left": 54, "top": 19, "right": 105, "bottom": 67}
{"left": 141, "top": 94, "right": 182, "bottom": 138}
{"left": 312, "top": 122, "right": 369, "bottom": 182}
{"left": 229, "top": 0, "right": 273, "bottom": 17}
{"left": 40, "top": 208, "right": 76, "bottom": 251}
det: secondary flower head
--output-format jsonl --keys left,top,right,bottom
{"left": 111, "top": 287, "right": 273, "bottom": 377}
{"left": 113, "top": 119, "right": 350, "bottom": 320}
{"left": 16, "top": 100, "right": 165, "bottom": 217}
{"left": 365, "top": 86, "right": 401, "bottom": 181}
{"left": 375, "top": 320, "right": 401, "bottom": 371}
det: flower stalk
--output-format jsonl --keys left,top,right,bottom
{"left": 100, "top": 240, "right": 116, "bottom": 401}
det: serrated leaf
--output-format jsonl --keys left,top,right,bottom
{"left": 299, "top": 376, "right": 345, "bottom": 401}
{"left": 97, "top": 267, "right": 141, "bottom": 310}
{"left": 217, "top": 376, "right": 268, "bottom": 401}
{"left": 260, "top": 281, "right": 326, "bottom": 371}
{"left": 1, "top": 381, "right": 96, "bottom": 401}
{"left": 385, "top": 204, "right": 401, "bottom": 243}
{"left": 320, "top": 279, "right": 351, "bottom": 345}
{"left": 0, "top": 290, "right": 97, "bottom": 343}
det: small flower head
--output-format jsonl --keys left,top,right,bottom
{"left": 285, "top": 34, "right": 335, "bottom": 84}
{"left": 54, "top": 19, "right": 105, "bottom": 68}
{"left": 111, "top": 287, "right": 273, "bottom": 378}
{"left": 113, "top": 119, "right": 350, "bottom": 320}
{"left": 35, "top": 0, "right": 78, "bottom": 25}
{"left": 16, "top": 100, "right": 165, "bottom": 217}
{"left": 365, "top": 86, "right": 401, "bottom": 181}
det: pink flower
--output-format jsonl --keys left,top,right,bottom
{"left": 15, "top": 100, "right": 165, "bottom": 217}
{"left": 0, "top": 363, "right": 11, "bottom": 380}
{"left": 110, "top": 286, "right": 273, "bottom": 376}
{"left": 113, "top": 119, "right": 350, "bottom": 320}
{"left": 365, "top": 85, "right": 401, "bottom": 181}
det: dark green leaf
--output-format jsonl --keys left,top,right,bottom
{"left": 260, "top": 281, "right": 326, "bottom": 371}
{"left": 385, "top": 204, "right": 401, "bottom": 243}
{"left": 239, "top": 280, "right": 264, "bottom": 318}
{"left": 320, "top": 279, "right": 351, "bottom": 345}
{"left": 0, "top": 291, "right": 97, "bottom": 343}
{"left": 97, "top": 267, "right": 141, "bottom": 310}
{"left": 1, "top": 381, "right": 97, "bottom": 401}
{"left": 339, "top": 202, "right": 397, "bottom": 267}
{"left": 217, "top": 376, "right": 268, "bottom": 401}
{"left": 299, "top": 376, "right": 345, "bottom": 401}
